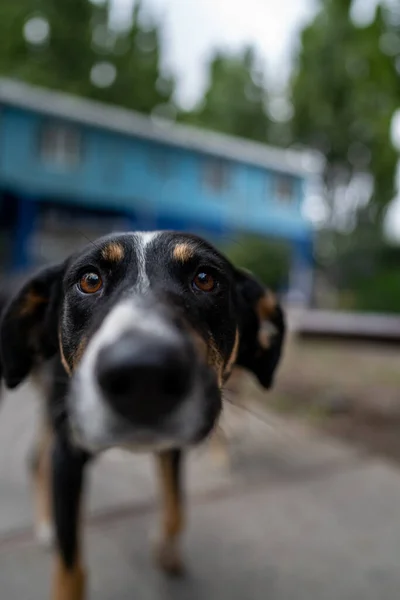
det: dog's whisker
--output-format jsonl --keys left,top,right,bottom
{"left": 76, "top": 229, "right": 103, "bottom": 251}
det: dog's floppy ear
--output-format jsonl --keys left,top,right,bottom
{"left": 0, "top": 290, "right": 9, "bottom": 388}
{"left": 234, "top": 268, "right": 285, "bottom": 389}
{"left": 0, "top": 264, "right": 64, "bottom": 389}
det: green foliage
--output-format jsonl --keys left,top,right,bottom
{"left": 221, "top": 234, "right": 291, "bottom": 292}
{"left": 290, "top": 0, "right": 399, "bottom": 227}
{"left": 179, "top": 46, "right": 271, "bottom": 143}
{"left": 0, "top": 0, "right": 174, "bottom": 114}
{"left": 289, "top": 0, "right": 400, "bottom": 314}
{"left": 318, "top": 225, "right": 400, "bottom": 314}
{"left": 346, "top": 267, "right": 400, "bottom": 314}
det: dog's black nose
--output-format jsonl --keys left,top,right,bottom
{"left": 95, "top": 334, "right": 192, "bottom": 424}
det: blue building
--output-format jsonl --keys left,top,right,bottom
{"left": 0, "top": 78, "right": 322, "bottom": 301}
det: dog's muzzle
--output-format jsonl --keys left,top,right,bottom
{"left": 95, "top": 330, "right": 193, "bottom": 427}
{"left": 67, "top": 299, "right": 221, "bottom": 452}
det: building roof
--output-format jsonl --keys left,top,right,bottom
{"left": 0, "top": 78, "right": 324, "bottom": 177}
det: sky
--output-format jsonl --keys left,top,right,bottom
{"left": 112, "top": 0, "right": 400, "bottom": 237}
{"left": 112, "top": 0, "right": 318, "bottom": 108}
{"left": 111, "top": 0, "right": 386, "bottom": 109}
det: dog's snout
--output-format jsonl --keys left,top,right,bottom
{"left": 95, "top": 333, "right": 192, "bottom": 424}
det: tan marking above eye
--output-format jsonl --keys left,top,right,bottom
{"left": 101, "top": 242, "right": 124, "bottom": 262}
{"left": 193, "top": 272, "right": 215, "bottom": 292}
{"left": 78, "top": 272, "right": 102, "bottom": 294}
{"left": 173, "top": 243, "right": 194, "bottom": 263}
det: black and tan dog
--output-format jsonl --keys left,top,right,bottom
{"left": 0, "top": 231, "right": 285, "bottom": 600}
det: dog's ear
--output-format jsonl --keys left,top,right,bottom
{"left": 234, "top": 268, "right": 285, "bottom": 389}
{"left": 0, "top": 291, "right": 8, "bottom": 388}
{"left": 0, "top": 264, "right": 64, "bottom": 389}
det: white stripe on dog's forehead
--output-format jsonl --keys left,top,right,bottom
{"left": 133, "top": 231, "right": 161, "bottom": 291}
{"left": 137, "top": 231, "right": 162, "bottom": 244}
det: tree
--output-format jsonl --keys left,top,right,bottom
{"left": 179, "top": 46, "right": 271, "bottom": 143}
{"left": 221, "top": 234, "right": 291, "bottom": 293}
{"left": 290, "top": 0, "right": 399, "bottom": 230}
{"left": 0, "top": 0, "right": 175, "bottom": 114}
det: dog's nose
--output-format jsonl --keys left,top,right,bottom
{"left": 95, "top": 334, "right": 192, "bottom": 424}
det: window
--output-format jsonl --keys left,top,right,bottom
{"left": 274, "top": 174, "right": 295, "bottom": 204}
{"left": 39, "top": 122, "right": 81, "bottom": 168}
{"left": 203, "top": 158, "right": 229, "bottom": 192}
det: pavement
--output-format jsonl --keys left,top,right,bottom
{"left": 2, "top": 382, "right": 400, "bottom": 599}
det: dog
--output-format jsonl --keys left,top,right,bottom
{"left": 0, "top": 231, "right": 285, "bottom": 600}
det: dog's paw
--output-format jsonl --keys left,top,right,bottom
{"left": 35, "top": 521, "right": 55, "bottom": 549}
{"left": 153, "top": 538, "right": 186, "bottom": 577}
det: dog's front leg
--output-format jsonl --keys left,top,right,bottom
{"left": 28, "top": 415, "right": 54, "bottom": 547}
{"left": 154, "top": 449, "right": 185, "bottom": 576}
{"left": 51, "top": 433, "right": 90, "bottom": 600}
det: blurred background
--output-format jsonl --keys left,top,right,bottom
{"left": 1, "top": 0, "right": 400, "bottom": 314}
{"left": 2, "top": 1, "right": 400, "bottom": 598}
{"left": 1, "top": 0, "right": 400, "bottom": 443}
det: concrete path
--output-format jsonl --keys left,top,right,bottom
{"left": 1, "top": 383, "right": 400, "bottom": 599}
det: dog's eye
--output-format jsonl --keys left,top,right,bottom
{"left": 192, "top": 271, "right": 215, "bottom": 292}
{"left": 78, "top": 272, "right": 103, "bottom": 294}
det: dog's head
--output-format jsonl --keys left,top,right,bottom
{"left": 0, "top": 232, "right": 285, "bottom": 452}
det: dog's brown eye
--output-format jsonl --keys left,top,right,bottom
{"left": 193, "top": 271, "right": 215, "bottom": 292}
{"left": 78, "top": 272, "right": 102, "bottom": 294}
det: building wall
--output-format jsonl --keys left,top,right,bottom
{"left": 0, "top": 106, "right": 309, "bottom": 241}
{"left": 0, "top": 104, "right": 314, "bottom": 302}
